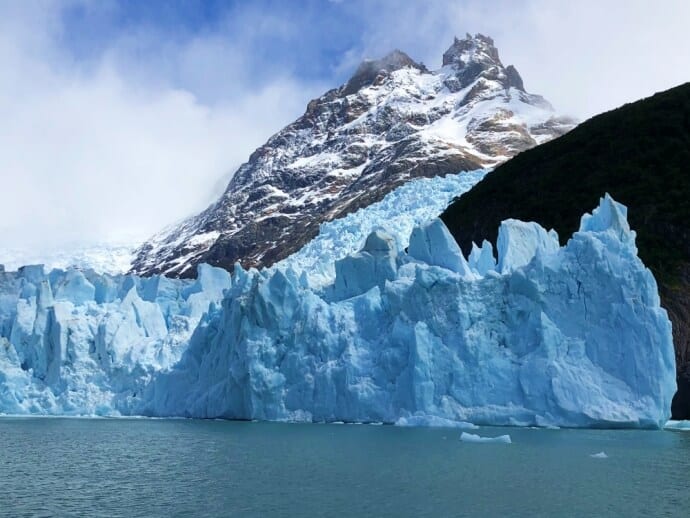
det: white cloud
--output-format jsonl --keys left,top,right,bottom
{"left": 2, "top": 0, "right": 689, "bottom": 253}
{"left": 339, "top": 0, "right": 690, "bottom": 119}
{"left": 0, "top": 2, "right": 325, "bottom": 249}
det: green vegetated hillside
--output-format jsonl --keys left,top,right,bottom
{"left": 441, "top": 82, "right": 690, "bottom": 419}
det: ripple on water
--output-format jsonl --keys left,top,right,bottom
{"left": 1, "top": 418, "right": 689, "bottom": 517}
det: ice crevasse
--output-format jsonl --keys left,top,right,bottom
{"left": 141, "top": 194, "right": 676, "bottom": 428}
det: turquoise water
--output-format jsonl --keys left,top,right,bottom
{"left": 0, "top": 418, "right": 688, "bottom": 517}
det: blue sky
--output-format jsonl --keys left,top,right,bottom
{"left": 1, "top": 0, "right": 690, "bottom": 250}
{"left": 58, "top": 0, "right": 363, "bottom": 90}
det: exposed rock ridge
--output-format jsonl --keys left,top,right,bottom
{"left": 131, "top": 33, "right": 576, "bottom": 278}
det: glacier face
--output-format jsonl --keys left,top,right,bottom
{"left": 0, "top": 264, "right": 230, "bottom": 415}
{"left": 0, "top": 172, "right": 676, "bottom": 428}
{"left": 140, "top": 194, "right": 675, "bottom": 428}
{"left": 0, "top": 171, "right": 483, "bottom": 416}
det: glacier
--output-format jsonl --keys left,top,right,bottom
{"left": 0, "top": 170, "right": 677, "bottom": 428}
{"left": 0, "top": 171, "right": 485, "bottom": 416}
{"left": 141, "top": 194, "right": 675, "bottom": 428}
{"left": 0, "top": 263, "right": 230, "bottom": 415}
{"left": 275, "top": 169, "right": 488, "bottom": 287}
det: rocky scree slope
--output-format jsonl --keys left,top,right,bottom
{"left": 440, "top": 82, "right": 690, "bottom": 419}
{"left": 131, "top": 33, "right": 574, "bottom": 278}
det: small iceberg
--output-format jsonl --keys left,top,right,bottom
{"left": 590, "top": 452, "right": 608, "bottom": 459}
{"left": 664, "top": 420, "right": 690, "bottom": 431}
{"left": 460, "top": 432, "right": 511, "bottom": 444}
{"left": 396, "top": 415, "right": 478, "bottom": 429}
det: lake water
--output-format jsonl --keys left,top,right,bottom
{"left": 0, "top": 418, "right": 688, "bottom": 517}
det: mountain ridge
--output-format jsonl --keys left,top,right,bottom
{"left": 130, "top": 33, "right": 575, "bottom": 278}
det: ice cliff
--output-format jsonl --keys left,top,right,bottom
{"left": 0, "top": 175, "right": 676, "bottom": 427}
{"left": 0, "top": 171, "right": 484, "bottom": 416}
{"left": 142, "top": 194, "right": 675, "bottom": 428}
{"left": 0, "top": 264, "right": 230, "bottom": 414}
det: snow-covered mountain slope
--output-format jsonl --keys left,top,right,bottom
{"left": 0, "top": 170, "right": 675, "bottom": 427}
{"left": 1, "top": 243, "right": 136, "bottom": 275}
{"left": 130, "top": 33, "right": 576, "bottom": 278}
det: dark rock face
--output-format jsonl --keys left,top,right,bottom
{"left": 663, "top": 269, "right": 690, "bottom": 419}
{"left": 505, "top": 65, "right": 525, "bottom": 91}
{"left": 342, "top": 50, "right": 428, "bottom": 96}
{"left": 130, "top": 33, "right": 574, "bottom": 278}
{"left": 443, "top": 34, "right": 500, "bottom": 67}
{"left": 440, "top": 82, "right": 690, "bottom": 419}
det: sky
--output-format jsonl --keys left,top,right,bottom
{"left": 1, "top": 0, "right": 689, "bottom": 251}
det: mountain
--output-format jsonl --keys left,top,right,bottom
{"left": 440, "top": 82, "right": 690, "bottom": 418}
{"left": 130, "top": 33, "right": 575, "bottom": 278}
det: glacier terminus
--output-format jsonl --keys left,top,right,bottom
{"left": 0, "top": 172, "right": 676, "bottom": 428}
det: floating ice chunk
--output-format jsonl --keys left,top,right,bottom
{"left": 496, "top": 219, "right": 559, "bottom": 273}
{"left": 460, "top": 432, "right": 512, "bottom": 444}
{"left": 396, "top": 415, "right": 478, "bottom": 429}
{"left": 590, "top": 452, "right": 608, "bottom": 459}
{"left": 408, "top": 218, "right": 472, "bottom": 276}
{"left": 664, "top": 420, "right": 690, "bottom": 431}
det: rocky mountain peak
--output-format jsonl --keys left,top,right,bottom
{"left": 442, "top": 33, "right": 525, "bottom": 92}
{"left": 343, "top": 49, "right": 427, "bottom": 96}
{"left": 130, "top": 34, "right": 575, "bottom": 278}
{"left": 442, "top": 33, "right": 500, "bottom": 68}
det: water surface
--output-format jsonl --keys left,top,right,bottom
{"left": 1, "top": 418, "right": 688, "bottom": 517}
